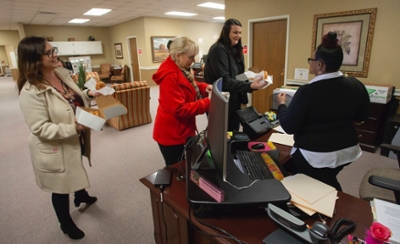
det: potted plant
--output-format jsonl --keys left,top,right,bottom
{"left": 77, "top": 62, "right": 86, "bottom": 89}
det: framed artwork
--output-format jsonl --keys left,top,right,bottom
{"left": 151, "top": 36, "right": 175, "bottom": 63}
{"left": 114, "top": 43, "right": 123, "bottom": 59}
{"left": 311, "top": 8, "right": 377, "bottom": 77}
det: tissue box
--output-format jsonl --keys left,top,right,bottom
{"left": 364, "top": 84, "right": 394, "bottom": 104}
{"left": 76, "top": 95, "right": 127, "bottom": 131}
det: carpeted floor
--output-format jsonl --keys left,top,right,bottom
{"left": 0, "top": 76, "right": 397, "bottom": 244}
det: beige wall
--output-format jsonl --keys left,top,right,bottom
{"left": 23, "top": 25, "right": 111, "bottom": 67}
{"left": 226, "top": 0, "right": 400, "bottom": 88}
{"left": 0, "top": 30, "right": 21, "bottom": 67}
{"left": 106, "top": 17, "right": 222, "bottom": 82}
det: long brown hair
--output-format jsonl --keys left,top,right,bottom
{"left": 17, "top": 36, "right": 47, "bottom": 94}
{"left": 216, "top": 18, "right": 243, "bottom": 61}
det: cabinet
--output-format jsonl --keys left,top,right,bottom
{"left": 50, "top": 41, "right": 103, "bottom": 56}
{"left": 354, "top": 102, "right": 391, "bottom": 152}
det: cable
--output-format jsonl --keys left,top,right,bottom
{"left": 188, "top": 203, "right": 249, "bottom": 244}
{"left": 159, "top": 185, "right": 168, "bottom": 244}
{"left": 224, "top": 178, "right": 260, "bottom": 190}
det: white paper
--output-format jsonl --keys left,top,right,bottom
{"left": 273, "top": 125, "right": 287, "bottom": 134}
{"left": 268, "top": 133, "right": 294, "bottom": 146}
{"left": 84, "top": 77, "right": 115, "bottom": 95}
{"left": 372, "top": 198, "right": 400, "bottom": 243}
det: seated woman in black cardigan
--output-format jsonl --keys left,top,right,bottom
{"left": 276, "top": 32, "right": 370, "bottom": 191}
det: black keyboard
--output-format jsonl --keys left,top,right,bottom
{"left": 235, "top": 150, "right": 272, "bottom": 180}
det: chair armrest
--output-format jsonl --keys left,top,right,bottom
{"left": 369, "top": 175, "right": 400, "bottom": 192}
{"left": 380, "top": 144, "right": 400, "bottom": 154}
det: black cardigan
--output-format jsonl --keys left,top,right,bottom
{"left": 203, "top": 42, "right": 253, "bottom": 112}
{"left": 277, "top": 76, "right": 370, "bottom": 152}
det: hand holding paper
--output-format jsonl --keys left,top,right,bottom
{"left": 84, "top": 77, "right": 115, "bottom": 95}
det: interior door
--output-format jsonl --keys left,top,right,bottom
{"left": 129, "top": 37, "right": 140, "bottom": 81}
{"left": 251, "top": 19, "right": 287, "bottom": 113}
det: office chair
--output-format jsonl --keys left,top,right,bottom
{"left": 359, "top": 144, "right": 400, "bottom": 204}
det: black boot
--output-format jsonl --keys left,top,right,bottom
{"left": 74, "top": 189, "right": 97, "bottom": 207}
{"left": 52, "top": 193, "right": 85, "bottom": 239}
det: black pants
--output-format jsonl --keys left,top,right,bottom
{"left": 228, "top": 110, "right": 241, "bottom": 132}
{"left": 289, "top": 149, "right": 350, "bottom": 191}
{"left": 158, "top": 143, "right": 185, "bottom": 166}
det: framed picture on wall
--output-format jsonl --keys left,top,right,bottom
{"left": 311, "top": 8, "right": 377, "bottom": 77}
{"left": 151, "top": 36, "right": 175, "bottom": 63}
{"left": 114, "top": 43, "right": 123, "bottom": 59}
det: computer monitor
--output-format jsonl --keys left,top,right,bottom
{"left": 205, "top": 78, "right": 228, "bottom": 181}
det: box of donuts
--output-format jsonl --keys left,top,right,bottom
{"left": 76, "top": 77, "right": 127, "bottom": 131}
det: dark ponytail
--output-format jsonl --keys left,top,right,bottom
{"left": 315, "top": 31, "right": 343, "bottom": 72}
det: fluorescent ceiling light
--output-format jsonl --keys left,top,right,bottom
{"left": 84, "top": 8, "right": 112, "bottom": 16}
{"left": 198, "top": 2, "right": 225, "bottom": 10}
{"left": 213, "top": 16, "right": 225, "bottom": 20}
{"left": 69, "top": 19, "right": 90, "bottom": 23}
{"left": 165, "top": 11, "right": 197, "bottom": 17}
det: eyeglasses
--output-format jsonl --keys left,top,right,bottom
{"left": 43, "top": 48, "right": 58, "bottom": 58}
{"left": 307, "top": 58, "right": 318, "bottom": 64}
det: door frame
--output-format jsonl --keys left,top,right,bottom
{"left": 126, "top": 36, "right": 141, "bottom": 81}
{"left": 247, "top": 15, "right": 290, "bottom": 106}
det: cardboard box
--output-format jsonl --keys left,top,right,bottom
{"left": 271, "top": 87, "right": 298, "bottom": 110}
{"left": 364, "top": 84, "right": 394, "bottom": 104}
{"left": 76, "top": 95, "right": 127, "bottom": 131}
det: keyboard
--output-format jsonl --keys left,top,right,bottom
{"left": 235, "top": 150, "right": 273, "bottom": 180}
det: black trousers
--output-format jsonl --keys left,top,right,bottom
{"left": 288, "top": 149, "right": 350, "bottom": 191}
{"left": 228, "top": 110, "right": 241, "bottom": 132}
{"left": 158, "top": 143, "right": 185, "bottom": 166}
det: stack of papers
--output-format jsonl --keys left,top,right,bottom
{"left": 281, "top": 174, "right": 337, "bottom": 217}
{"left": 371, "top": 198, "right": 400, "bottom": 243}
{"left": 269, "top": 132, "right": 294, "bottom": 146}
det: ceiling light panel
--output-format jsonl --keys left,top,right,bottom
{"left": 68, "top": 19, "right": 90, "bottom": 23}
{"left": 197, "top": 2, "right": 225, "bottom": 10}
{"left": 84, "top": 8, "right": 112, "bottom": 16}
{"left": 165, "top": 11, "right": 197, "bottom": 17}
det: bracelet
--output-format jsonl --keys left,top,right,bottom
{"left": 86, "top": 90, "right": 94, "bottom": 98}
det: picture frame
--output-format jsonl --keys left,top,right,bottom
{"left": 114, "top": 43, "right": 123, "bottom": 59}
{"left": 311, "top": 8, "right": 377, "bottom": 77}
{"left": 151, "top": 36, "right": 175, "bottom": 63}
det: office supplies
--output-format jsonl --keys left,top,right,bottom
{"left": 261, "top": 153, "right": 284, "bottom": 180}
{"left": 371, "top": 198, "right": 400, "bottom": 243}
{"left": 281, "top": 174, "right": 337, "bottom": 217}
{"left": 269, "top": 132, "right": 294, "bottom": 146}
{"left": 236, "top": 106, "right": 272, "bottom": 139}
{"left": 190, "top": 170, "right": 224, "bottom": 202}
{"left": 153, "top": 168, "right": 171, "bottom": 187}
{"left": 235, "top": 150, "right": 273, "bottom": 180}
{"left": 185, "top": 78, "right": 290, "bottom": 209}
{"left": 265, "top": 203, "right": 313, "bottom": 243}
{"left": 251, "top": 143, "right": 265, "bottom": 150}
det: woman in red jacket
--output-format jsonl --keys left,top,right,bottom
{"left": 152, "top": 36, "right": 212, "bottom": 165}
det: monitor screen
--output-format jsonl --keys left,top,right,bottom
{"left": 205, "top": 78, "right": 229, "bottom": 181}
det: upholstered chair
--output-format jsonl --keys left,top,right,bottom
{"left": 107, "top": 81, "right": 152, "bottom": 130}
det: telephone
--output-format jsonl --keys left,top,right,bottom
{"left": 263, "top": 204, "right": 355, "bottom": 244}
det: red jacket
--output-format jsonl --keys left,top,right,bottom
{"left": 152, "top": 56, "right": 210, "bottom": 146}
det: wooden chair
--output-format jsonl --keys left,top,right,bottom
{"left": 98, "top": 63, "right": 112, "bottom": 82}
{"left": 110, "top": 65, "right": 127, "bottom": 83}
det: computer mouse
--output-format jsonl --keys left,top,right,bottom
{"left": 251, "top": 143, "right": 265, "bottom": 150}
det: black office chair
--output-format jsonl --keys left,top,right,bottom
{"left": 359, "top": 144, "right": 400, "bottom": 204}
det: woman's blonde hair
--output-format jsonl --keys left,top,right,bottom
{"left": 169, "top": 36, "right": 198, "bottom": 61}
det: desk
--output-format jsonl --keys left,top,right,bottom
{"left": 140, "top": 132, "right": 372, "bottom": 244}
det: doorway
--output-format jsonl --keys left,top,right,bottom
{"left": 127, "top": 37, "right": 140, "bottom": 81}
{"left": 249, "top": 16, "right": 289, "bottom": 113}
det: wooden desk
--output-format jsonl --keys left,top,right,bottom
{"left": 140, "top": 132, "right": 372, "bottom": 244}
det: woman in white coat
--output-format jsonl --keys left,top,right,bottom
{"left": 17, "top": 36, "right": 98, "bottom": 240}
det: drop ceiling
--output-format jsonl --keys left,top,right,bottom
{"left": 0, "top": 0, "right": 225, "bottom": 30}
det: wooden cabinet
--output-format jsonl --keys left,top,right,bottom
{"left": 354, "top": 102, "right": 391, "bottom": 152}
{"left": 50, "top": 41, "right": 103, "bottom": 56}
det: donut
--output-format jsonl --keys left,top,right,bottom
{"left": 95, "top": 81, "right": 106, "bottom": 90}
